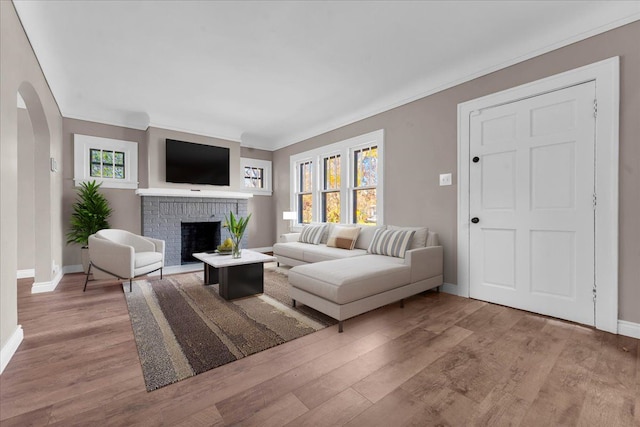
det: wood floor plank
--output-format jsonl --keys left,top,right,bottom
{"left": 352, "top": 325, "right": 473, "bottom": 403}
{"left": 292, "top": 325, "right": 435, "bottom": 409}
{"left": 285, "top": 388, "right": 370, "bottom": 427}
{"left": 343, "top": 387, "right": 427, "bottom": 426}
{"left": 576, "top": 333, "right": 638, "bottom": 426}
{"left": 2, "top": 271, "right": 638, "bottom": 426}
{"left": 173, "top": 405, "right": 225, "bottom": 427}
{"left": 215, "top": 331, "right": 390, "bottom": 424}
{"left": 236, "top": 392, "right": 309, "bottom": 427}
{"left": 520, "top": 325, "right": 603, "bottom": 426}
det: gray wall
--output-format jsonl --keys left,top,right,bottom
{"left": 241, "top": 147, "right": 275, "bottom": 249}
{"left": 273, "top": 20, "right": 640, "bottom": 323}
{"left": 146, "top": 127, "right": 241, "bottom": 190}
{"left": 17, "top": 108, "right": 35, "bottom": 271}
{"left": 62, "top": 118, "right": 147, "bottom": 267}
{"left": 1, "top": 1, "right": 64, "bottom": 351}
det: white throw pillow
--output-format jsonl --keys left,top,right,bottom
{"left": 298, "top": 224, "right": 326, "bottom": 245}
{"left": 327, "top": 225, "right": 361, "bottom": 250}
{"left": 355, "top": 225, "right": 387, "bottom": 250}
{"left": 367, "top": 228, "right": 416, "bottom": 258}
{"left": 387, "top": 225, "right": 429, "bottom": 250}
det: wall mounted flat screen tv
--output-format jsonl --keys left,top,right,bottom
{"left": 165, "top": 139, "right": 230, "bottom": 186}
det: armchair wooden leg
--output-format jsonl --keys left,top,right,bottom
{"left": 160, "top": 268, "right": 163, "bottom": 279}
{"left": 129, "top": 279, "right": 132, "bottom": 292}
{"left": 338, "top": 321, "right": 343, "bottom": 333}
{"left": 83, "top": 263, "right": 92, "bottom": 292}
{"left": 400, "top": 299, "right": 405, "bottom": 308}
{"left": 292, "top": 299, "right": 296, "bottom": 307}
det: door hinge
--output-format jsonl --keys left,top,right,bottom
{"left": 592, "top": 193, "right": 597, "bottom": 210}
{"left": 593, "top": 286, "right": 597, "bottom": 302}
{"left": 593, "top": 99, "right": 598, "bottom": 118}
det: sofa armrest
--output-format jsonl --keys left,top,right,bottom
{"left": 404, "top": 246, "right": 443, "bottom": 283}
{"left": 280, "top": 233, "right": 301, "bottom": 243}
{"left": 145, "top": 236, "right": 165, "bottom": 260}
{"left": 89, "top": 235, "right": 135, "bottom": 278}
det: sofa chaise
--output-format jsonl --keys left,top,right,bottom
{"left": 273, "top": 223, "right": 443, "bottom": 332}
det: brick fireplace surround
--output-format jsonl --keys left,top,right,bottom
{"left": 138, "top": 189, "right": 250, "bottom": 267}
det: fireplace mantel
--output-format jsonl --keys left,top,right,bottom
{"left": 135, "top": 188, "right": 252, "bottom": 199}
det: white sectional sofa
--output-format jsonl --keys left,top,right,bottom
{"left": 273, "top": 223, "right": 443, "bottom": 332}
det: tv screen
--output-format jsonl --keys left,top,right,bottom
{"left": 165, "top": 139, "right": 230, "bottom": 186}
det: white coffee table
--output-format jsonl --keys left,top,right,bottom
{"left": 192, "top": 249, "right": 276, "bottom": 300}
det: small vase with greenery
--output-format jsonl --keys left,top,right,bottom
{"left": 67, "top": 180, "right": 112, "bottom": 271}
{"left": 223, "top": 212, "right": 251, "bottom": 258}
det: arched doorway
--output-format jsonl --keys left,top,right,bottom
{"left": 17, "top": 82, "right": 53, "bottom": 292}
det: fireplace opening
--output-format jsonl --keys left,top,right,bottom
{"left": 181, "top": 221, "right": 221, "bottom": 264}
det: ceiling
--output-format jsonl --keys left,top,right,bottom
{"left": 13, "top": 1, "right": 640, "bottom": 151}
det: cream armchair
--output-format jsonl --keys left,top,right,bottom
{"left": 85, "top": 229, "right": 165, "bottom": 292}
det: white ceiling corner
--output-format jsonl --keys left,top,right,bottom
{"left": 12, "top": 1, "right": 640, "bottom": 151}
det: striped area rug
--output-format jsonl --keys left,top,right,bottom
{"left": 123, "top": 265, "right": 335, "bottom": 391}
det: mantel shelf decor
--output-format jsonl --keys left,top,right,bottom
{"left": 135, "top": 188, "right": 253, "bottom": 199}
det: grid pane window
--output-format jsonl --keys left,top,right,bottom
{"left": 300, "top": 161, "right": 313, "bottom": 192}
{"left": 297, "top": 161, "right": 313, "bottom": 224}
{"left": 354, "top": 146, "right": 378, "bottom": 187}
{"left": 322, "top": 155, "right": 341, "bottom": 222}
{"left": 90, "top": 148, "right": 125, "bottom": 179}
{"left": 353, "top": 146, "right": 378, "bottom": 224}
{"left": 323, "top": 192, "right": 340, "bottom": 223}
{"left": 354, "top": 188, "right": 377, "bottom": 224}
{"left": 299, "top": 194, "right": 313, "bottom": 224}
{"left": 244, "top": 166, "right": 264, "bottom": 188}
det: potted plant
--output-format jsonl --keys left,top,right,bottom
{"left": 223, "top": 211, "right": 251, "bottom": 258}
{"left": 66, "top": 180, "right": 112, "bottom": 272}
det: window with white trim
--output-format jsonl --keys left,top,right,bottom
{"left": 290, "top": 129, "right": 384, "bottom": 227}
{"left": 322, "top": 153, "right": 341, "bottom": 223}
{"left": 296, "top": 160, "right": 314, "bottom": 224}
{"left": 240, "top": 158, "right": 272, "bottom": 195}
{"left": 74, "top": 134, "right": 138, "bottom": 189}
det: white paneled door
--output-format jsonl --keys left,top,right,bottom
{"left": 469, "top": 82, "right": 596, "bottom": 326}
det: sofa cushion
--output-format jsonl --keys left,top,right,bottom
{"left": 327, "top": 225, "right": 361, "bottom": 250}
{"left": 289, "top": 255, "right": 410, "bottom": 305}
{"left": 273, "top": 241, "right": 308, "bottom": 260}
{"left": 387, "top": 226, "right": 429, "bottom": 250}
{"left": 354, "top": 225, "right": 386, "bottom": 250}
{"left": 368, "top": 228, "right": 415, "bottom": 258}
{"left": 303, "top": 244, "right": 368, "bottom": 263}
{"left": 299, "top": 224, "right": 326, "bottom": 244}
{"left": 135, "top": 251, "right": 163, "bottom": 268}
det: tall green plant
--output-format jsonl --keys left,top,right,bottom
{"left": 223, "top": 211, "right": 251, "bottom": 257}
{"left": 66, "top": 180, "right": 112, "bottom": 246}
{"left": 223, "top": 211, "right": 252, "bottom": 240}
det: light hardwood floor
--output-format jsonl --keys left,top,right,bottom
{"left": 1, "top": 272, "right": 638, "bottom": 426}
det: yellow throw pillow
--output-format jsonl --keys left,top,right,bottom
{"left": 327, "top": 225, "right": 361, "bottom": 250}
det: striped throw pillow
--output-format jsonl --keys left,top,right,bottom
{"left": 367, "top": 228, "right": 416, "bottom": 258}
{"left": 298, "top": 224, "right": 326, "bottom": 245}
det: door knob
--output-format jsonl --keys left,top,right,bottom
{"left": 471, "top": 217, "right": 479, "bottom": 224}
{"left": 472, "top": 156, "right": 480, "bottom": 163}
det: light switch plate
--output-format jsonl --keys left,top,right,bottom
{"left": 439, "top": 173, "right": 452, "bottom": 186}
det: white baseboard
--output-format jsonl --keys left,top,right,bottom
{"left": 0, "top": 325, "right": 23, "bottom": 374}
{"left": 440, "top": 282, "right": 460, "bottom": 296}
{"left": 618, "top": 320, "right": 640, "bottom": 339}
{"left": 63, "top": 264, "right": 84, "bottom": 274}
{"left": 17, "top": 269, "right": 35, "bottom": 279}
{"left": 31, "top": 269, "right": 63, "bottom": 294}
